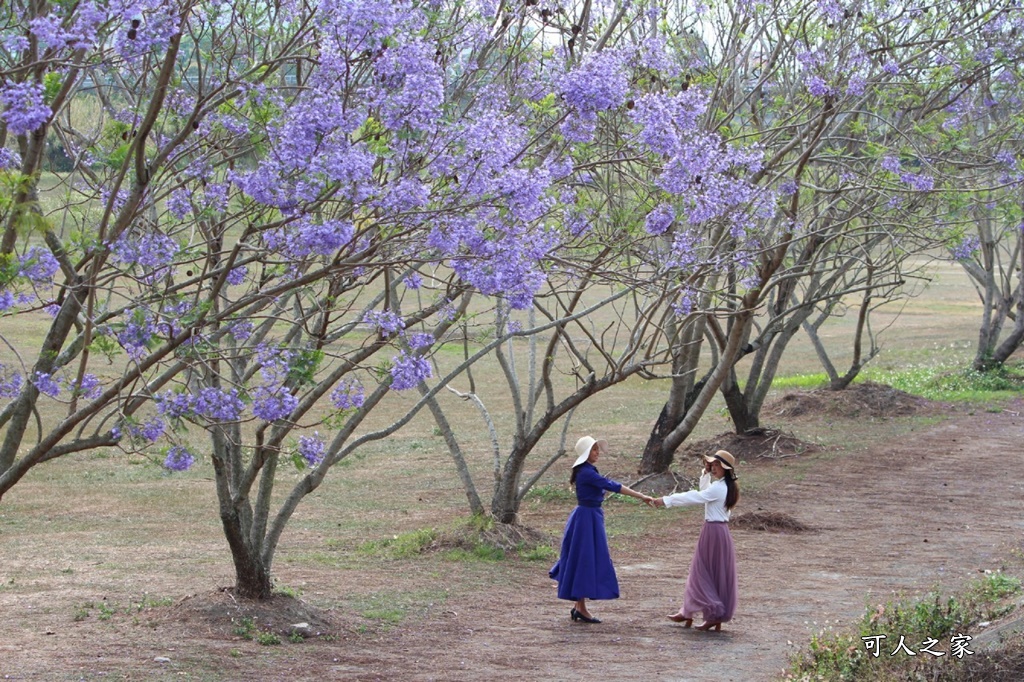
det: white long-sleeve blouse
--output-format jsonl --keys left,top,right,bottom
{"left": 661, "top": 472, "right": 731, "bottom": 522}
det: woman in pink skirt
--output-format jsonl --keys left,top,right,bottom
{"left": 652, "top": 449, "right": 739, "bottom": 631}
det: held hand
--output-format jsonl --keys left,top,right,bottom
{"left": 652, "top": 497, "right": 665, "bottom": 508}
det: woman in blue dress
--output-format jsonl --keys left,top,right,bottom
{"left": 549, "top": 435, "right": 652, "bottom": 623}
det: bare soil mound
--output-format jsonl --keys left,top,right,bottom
{"left": 426, "top": 521, "right": 553, "bottom": 554}
{"left": 167, "top": 589, "right": 340, "bottom": 640}
{"left": 730, "top": 510, "right": 814, "bottom": 533}
{"left": 766, "top": 380, "right": 936, "bottom": 420}
{"left": 678, "top": 428, "right": 818, "bottom": 463}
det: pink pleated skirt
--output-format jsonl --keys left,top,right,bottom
{"left": 680, "top": 521, "right": 737, "bottom": 623}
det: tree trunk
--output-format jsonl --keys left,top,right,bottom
{"left": 639, "top": 402, "right": 682, "bottom": 475}
{"left": 211, "top": 434, "right": 273, "bottom": 600}
{"left": 220, "top": 508, "right": 274, "bottom": 600}
{"left": 491, "top": 467, "right": 520, "bottom": 524}
{"left": 639, "top": 376, "right": 709, "bottom": 475}
{"left": 989, "top": 324, "right": 1024, "bottom": 367}
{"left": 721, "top": 379, "right": 759, "bottom": 434}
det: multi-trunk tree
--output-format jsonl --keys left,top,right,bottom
{"left": 0, "top": 0, "right": 698, "bottom": 597}
{"left": 636, "top": 0, "right": 1022, "bottom": 472}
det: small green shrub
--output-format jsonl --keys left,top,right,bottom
{"left": 786, "top": 572, "right": 1022, "bottom": 681}
{"left": 442, "top": 546, "right": 505, "bottom": 562}
{"left": 232, "top": 616, "right": 284, "bottom": 645}
{"left": 521, "top": 545, "right": 556, "bottom": 562}
{"left": 358, "top": 528, "right": 437, "bottom": 558}
{"left": 361, "top": 607, "right": 404, "bottom": 624}
{"left": 255, "top": 630, "right": 281, "bottom": 646}
{"left": 233, "top": 616, "right": 257, "bottom": 638}
{"left": 97, "top": 601, "right": 116, "bottom": 621}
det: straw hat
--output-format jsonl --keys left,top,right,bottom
{"left": 703, "top": 449, "right": 736, "bottom": 470}
{"left": 572, "top": 436, "right": 607, "bottom": 468}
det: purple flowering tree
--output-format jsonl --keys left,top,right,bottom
{"left": 633, "top": 0, "right": 1024, "bottom": 469}
{"left": 405, "top": 1, "right": 808, "bottom": 519}
{"left": 709, "top": 0, "right": 990, "bottom": 432}
{"left": 0, "top": 0, "right": 700, "bottom": 597}
{"left": 918, "top": 6, "right": 1024, "bottom": 371}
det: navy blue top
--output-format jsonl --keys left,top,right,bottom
{"left": 574, "top": 463, "right": 623, "bottom": 507}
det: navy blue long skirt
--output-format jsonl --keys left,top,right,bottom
{"left": 549, "top": 506, "right": 619, "bottom": 601}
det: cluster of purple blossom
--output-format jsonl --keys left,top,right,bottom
{"left": 407, "top": 333, "right": 434, "bottom": 351}
{"left": 561, "top": 50, "right": 629, "bottom": 116}
{"left": 233, "top": 92, "right": 375, "bottom": 211}
{"left": 899, "top": 172, "right": 934, "bottom": 192}
{"left": 805, "top": 75, "right": 834, "bottom": 98}
{"left": 389, "top": 351, "right": 432, "bottom": 391}
{"left": 263, "top": 216, "right": 356, "bottom": 259}
{"left": 557, "top": 50, "right": 629, "bottom": 142}
{"left": 402, "top": 273, "right": 423, "bottom": 290}
{"left": 157, "top": 387, "right": 244, "bottom": 422}
{"left": 0, "top": 147, "right": 22, "bottom": 170}
{"left": 942, "top": 97, "right": 981, "bottom": 132}
{"left": 951, "top": 235, "right": 980, "bottom": 261}
{"left": 29, "top": 0, "right": 105, "bottom": 51}
{"left": 18, "top": 247, "right": 60, "bottom": 283}
{"left": 24, "top": 368, "right": 101, "bottom": 401}
{"left": 312, "top": 0, "right": 415, "bottom": 54}
{"left": 120, "top": 415, "right": 165, "bottom": 443}
{"left": 364, "top": 310, "right": 405, "bottom": 337}
{"left": 74, "top": 374, "right": 102, "bottom": 399}
{"left": 0, "top": 365, "right": 25, "bottom": 398}
{"left": 227, "top": 319, "right": 254, "bottom": 342}
{"left": 644, "top": 204, "right": 676, "bottom": 236}
{"left": 250, "top": 346, "right": 299, "bottom": 422}
{"left": 0, "top": 246, "right": 62, "bottom": 311}
{"left": 31, "top": 372, "right": 59, "bottom": 399}
{"left": 0, "top": 80, "right": 51, "bottom": 135}
{"left": 166, "top": 188, "right": 193, "bottom": 220}
{"left": 111, "top": 230, "right": 180, "bottom": 279}
{"left": 816, "top": 0, "right": 846, "bottom": 23}
{"left": 374, "top": 39, "right": 444, "bottom": 132}
{"left": 163, "top": 445, "right": 196, "bottom": 472}
{"left": 225, "top": 266, "right": 247, "bottom": 286}
{"left": 117, "top": 309, "right": 156, "bottom": 359}
{"left": 297, "top": 433, "right": 326, "bottom": 466}
{"left": 631, "top": 91, "right": 708, "bottom": 156}
{"left": 449, "top": 226, "right": 555, "bottom": 309}
{"left": 251, "top": 385, "right": 299, "bottom": 422}
{"left": 330, "top": 379, "right": 365, "bottom": 410}
{"left": 880, "top": 155, "right": 934, "bottom": 191}
{"left": 112, "top": 0, "right": 181, "bottom": 61}
{"left": 375, "top": 177, "right": 431, "bottom": 216}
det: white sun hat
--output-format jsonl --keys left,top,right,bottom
{"left": 572, "top": 436, "right": 607, "bottom": 468}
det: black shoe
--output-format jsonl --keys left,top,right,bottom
{"left": 570, "top": 608, "right": 580, "bottom": 622}
{"left": 575, "top": 611, "right": 601, "bottom": 624}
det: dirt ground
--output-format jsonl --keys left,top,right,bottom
{"left": 2, "top": 389, "right": 1023, "bottom": 681}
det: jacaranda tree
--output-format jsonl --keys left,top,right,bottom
{"left": 0, "top": 0, "right": 703, "bottom": 597}
{"left": 635, "top": 0, "right": 1024, "bottom": 473}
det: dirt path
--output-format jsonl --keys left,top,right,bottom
{"left": 349, "top": 400, "right": 1024, "bottom": 682}
{"left": 2, "top": 399, "right": 1022, "bottom": 681}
